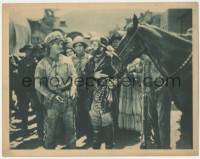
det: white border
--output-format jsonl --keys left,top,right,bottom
{"left": 0, "top": 0, "right": 199, "bottom": 159}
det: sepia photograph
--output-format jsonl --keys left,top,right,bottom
{"left": 2, "top": 2, "right": 199, "bottom": 157}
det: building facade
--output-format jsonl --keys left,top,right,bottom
{"left": 160, "top": 9, "right": 192, "bottom": 34}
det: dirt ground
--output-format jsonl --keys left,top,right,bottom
{"left": 10, "top": 106, "right": 190, "bottom": 150}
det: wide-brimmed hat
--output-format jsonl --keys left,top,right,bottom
{"left": 66, "top": 31, "right": 84, "bottom": 40}
{"left": 109, "top": 31, "right": 123, "bottom": 44}
{"left": 100, "top": 36, "right": 109, "bottom": 48}
{"left": 33, "top": 44, "right": 43, "bottom": 50}
{"left": 72, "top": 36, "right": 90, "bottom": 48}
{"left": 83, "top": 33, "right": 91, "bottom": 40}
{"left": 90, "top": 36, "right": 100, "bottom": 43}
{"left": 19, "top": 44, "right": 33, "bottom": 53}
{"left": 90, "top": 36, "right": 109, "bottom": 48}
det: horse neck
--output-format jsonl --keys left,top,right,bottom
{"left": 139, "top": 26, "right": 192, "bottom": 77}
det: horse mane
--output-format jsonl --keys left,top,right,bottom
{"left": 136, "top": 22, "right": 192, "bottom": 77}
{"left": 140, "top": 23, "right": 162, "bottom": 38}
{"left": 140, "top": 23, "right": 192, "bottom": 44}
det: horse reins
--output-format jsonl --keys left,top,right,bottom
{"left": 154, "top": 53, "right": 192, "bottom": 93}
{"left": 118, "top": 27, "right": 139, "bottom": 56}
{"left": 168, "top": 53, "right": 192, "bottom": 77}
{"left": 118, "top": 26, "right": 192, "bottom": 93}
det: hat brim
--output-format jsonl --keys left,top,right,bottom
{"left": 19, "top": 45, "right": 33, "bottom": 53}
{"left": 19, "top": 48, "right": 25, "bottom": 53}
{"left": 109, "top": 37, "right": 122, "bottom": 44}
{"left": 34, "top": 44, "right": 43, "bottom": 50}
{"left": 65, "top": 46, "right": 75, "bottom": 52}
{"left": 66, "top": 32, "right": 84, "bottom": 40}
{"left": 72, "top": 39, "right": 89, "bottom": 48}
{"left": 19, "top": 48, "right": 33, "bottom": 53}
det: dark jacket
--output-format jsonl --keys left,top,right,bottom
{"left": 84, "top": 53, "right": 118, "bottom": 113}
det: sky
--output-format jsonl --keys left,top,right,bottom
{"left": 17, "top": 7, "right": 165, "bottom": 20}
{"left": 13, "top": 5, "right": 168, "bottom": 36}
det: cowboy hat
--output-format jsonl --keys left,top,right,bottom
{"left": 33, "top": 44, "right": 43, "bottom": 50}
{"left": 19, "top": 44, "right": 33, "bottom": 53}
{"left": 109, "top": 31, "right": 124, "bottom": 44}
{"left": 90, "top": 36, "right": 109, "bottom": 48}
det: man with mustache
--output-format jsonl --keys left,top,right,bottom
{"left": 84, "top": 36, "right": 119, "bottom": 149}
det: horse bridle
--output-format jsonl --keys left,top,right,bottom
{"left": 118, "top": 26, "right": 193, "bottom": 93}
{"left": 118, "top": 27, "right": 139, "bottom": 57}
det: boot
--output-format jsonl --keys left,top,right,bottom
{"left": 92, "top": 126, "right": 102, "bottom": 149}
{"left": 104, "top": 124, "right": 114, "bottom": 149}
{"left": 43, "top": 142, "right": 56, "bottom": 149}
{"left": 85, "top": 116, "right": 93, "bottom": 143}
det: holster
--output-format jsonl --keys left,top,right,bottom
{"left": 43, "top": 77, "right": 74, "bottom": 114}
{"left": 43, "top": 92, "right": 70, "bottom": 114}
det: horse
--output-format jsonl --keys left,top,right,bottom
{"left": 116, "top": 15, "right": 193, "bottom": 148}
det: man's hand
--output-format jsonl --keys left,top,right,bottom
{"left": 133, "top": 72, "right": 142, "bottom": 81}
{"left": 94, "top": 70, "right": 108, "bottom": 79}
{"left": 55, "top": 95, "right": 64, "bottom": 103}
{"left": 107, "top": 79, "right": 117, "bottom": 89}
{"left": 107, "top": 81, "right": 114, "bottom": 89}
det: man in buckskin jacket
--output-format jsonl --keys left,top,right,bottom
{"left": 35, "top": 31, "right": 77, "bottom": 149}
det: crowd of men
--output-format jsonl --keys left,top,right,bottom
{"left": 10, "top": 30, "right": 171, "bottom": 149}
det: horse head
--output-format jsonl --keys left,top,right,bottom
{"left": 116, "top": 14, "right": 146, "bottom": 67}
